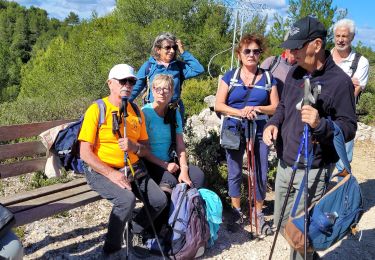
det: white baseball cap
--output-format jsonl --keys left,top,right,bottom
{"left": 108, "top": 64, "right": 137, "bottom": 80}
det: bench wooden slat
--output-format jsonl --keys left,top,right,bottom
{"left": 13, "top": 190, "right": 101, "bottom": 226}
{"left": 0, "top": 119, "right": 74, "bottom": 142}
{"left": 0, "top": 178, "right": 88, "bottom": 206}
{"left": 0, "top": 141, "right": 46, "bottom": 161}
{"left": 0, "top": 158, "right": 46, "bottom": 179}
{"left": 8, "top": 184, "right": 93, "bottom": 213}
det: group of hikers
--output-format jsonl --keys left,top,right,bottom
{"left": 0, "top": 15, "right": 369, "bottom": 260}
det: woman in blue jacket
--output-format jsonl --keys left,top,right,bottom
{"left": 129, "top": 32, "right": 204, "bottom": 121}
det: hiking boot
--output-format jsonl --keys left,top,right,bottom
{"left": 227, "top": 207, "right": 246, "bottom": 232}
{"left": 251, "top": 211, "right": 274, "bottom": 237}
{"left": 130, "top": 232, "right": 150, "bottom": 258}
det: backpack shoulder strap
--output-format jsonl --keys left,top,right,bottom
{"left": 94, "top": 99, "right": 106, "bottom": 127}
{"left": 129, "top": 101, "right": 142, "bottom": 124}
{"left": 143, "top": 61, "right": 153, "bottom": 104}
{"left": 227, "top": 67, "right": 241, "bottom": 97}
{"left": 164, "top": 103, "right": 179, "bottom": 162}
{"left": 252, "top": 68, "right": 272, "bottom": 92}
{"left": 268, "top": 55, "right": 281, "bottom": 72}
{"left": 264, "top": 70, "right": 272, "bottom": 88}
{"left": 349, "top": 52, "right": 362, "bottom": 78}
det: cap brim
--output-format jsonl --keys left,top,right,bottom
{"left": 280, "top": 39, "right": 309, "bottom": 49}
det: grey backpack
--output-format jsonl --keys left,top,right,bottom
{"left": 168, "top": 183, "right": 210, "bottom": 259}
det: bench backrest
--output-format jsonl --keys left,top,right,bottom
{"left": 0, "top": 120, "right": 74, "bottom": 179}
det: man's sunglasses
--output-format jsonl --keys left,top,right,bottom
{"left": 242, "top": 48, "right": 262, "bottom": 56}
{"left": 292, "top": 39, "right": 315, "bottom": 50}
{"left": 116, "top": 78, "right": 137, "bottom": 86}
{"left": 161, "top": 45, "right": 178, "bottom": 51}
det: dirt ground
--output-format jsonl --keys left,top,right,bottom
{"left": 19, "top": 140, "right": 375, "bottom": 259}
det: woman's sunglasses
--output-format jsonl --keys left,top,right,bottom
{"left": 161, "top": 45, "right": 178, "bottom": 51}
{"left": 242, "top": 48, "right": 262, "bottom": 56}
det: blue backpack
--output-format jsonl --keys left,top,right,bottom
{"left": 284, "top": 122, "right": 364, "bottom": 252}
{"left": 52, "top": 99, "right": 106, "bottom": 173}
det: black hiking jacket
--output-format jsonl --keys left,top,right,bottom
{"left": 267, "top": 51, "right": 357, "bottom": 169}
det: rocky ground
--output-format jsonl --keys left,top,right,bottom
{"left": 3, "top": 123, "right": 375, "bottom": 260}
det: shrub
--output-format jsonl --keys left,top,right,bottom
{"left": 181, "top": 77, "right": 218, "bottom": 118}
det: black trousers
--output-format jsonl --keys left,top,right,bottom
{"left": 143, "top": 159, "right": 205, "bottom": 232}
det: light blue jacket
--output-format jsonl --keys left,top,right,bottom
{"left": 129, "top": 51, "right": 204, "bottom": 103}
{"left": 199, "top": 188, "right": 223, "bottom": 247}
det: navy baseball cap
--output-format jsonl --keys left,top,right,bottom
{"left": 281, "top": 16, "right": 327, "bottom": 49}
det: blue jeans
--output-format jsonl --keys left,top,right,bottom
{"left": 83, "top": 162, "right": 167, "bottom": 250}
{"left": 0, "top": 231, "right": 23, "bottom": 260}
{"left": 335, "top": 139, "right": 354, "bottom": 172}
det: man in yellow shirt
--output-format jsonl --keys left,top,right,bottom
{"left": 79, "top": 64, "right": 167, "bottom": 256}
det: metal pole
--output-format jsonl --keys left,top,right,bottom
{"left": 230, "top": 10, "right": 238, "bottom": 70}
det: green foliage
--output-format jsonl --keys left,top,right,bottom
{"left": 30, "top": 171, "right": 72, "bottom": 189}
{"left": 266, "top": 0, "right": 338, "bottom": 56}
{"left": 0, "top": 1, "right": 74, "bottom": 103}
{"left": 182, "top": 78, "right": 218, "bottom": 118}
{"left": 13, "top": 226, "right": 25, "bottom": 241}
{"left": 185, "top": 129, "right": 227, "bottom": 199}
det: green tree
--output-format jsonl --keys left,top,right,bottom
{"left": 64, "top": 12, "right": 80, "bottom": 26}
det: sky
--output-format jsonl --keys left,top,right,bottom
{"left": 11, "top": 0, "right": 375, "bottom": 50}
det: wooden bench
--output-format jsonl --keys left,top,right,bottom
{"left": 0, "top": 120, "right": 102, "bottom": 226}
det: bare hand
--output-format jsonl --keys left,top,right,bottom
{"left": 107, "top": 171, "right": 132, "bottom": 190}
{"left": 176, "top": 39, "right": 184, "bottom": 54}
{"left": 240, "top": 106, "right": 257, "bottom": 119}
{"left": 351, "top": 77, "right": 360, "bottom": 87}
{"left": 118, "top": 138, "right": 136, "bottom": 152}
{"left": 301, "top": 105, "right": 320, "bottom": 129}
{"left": 178, "top": 172, "right": 193, "bottom": 187}
{"left": 263, "top": 125, "right": 278, "bottom": 146}
{"left": 166, "top": 162, "right": 180, "bottom": 173}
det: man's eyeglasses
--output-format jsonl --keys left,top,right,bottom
{"left": 116, "top": 78, "right": 136, "bottom": 86}
{"left": 153, "top": 87, "right": 171, "bottom": 94}
{"left": 242, "top": 48, "right": 262, "bottom": 56}
{"left": 161, "top": 45, "right": 178, "bottom": 51}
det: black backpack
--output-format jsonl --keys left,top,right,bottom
{"left": 349, "top": 52, "right": 362, "bottom": 78}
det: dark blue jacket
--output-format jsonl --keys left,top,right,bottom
{"left": 129, "top": 51, "right": 204, "bottom": 103}
{"left": 266, "top": 51, "right": 357, "bottom": 168}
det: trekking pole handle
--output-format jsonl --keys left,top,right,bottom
{"left": 303, "top": 76, "right": 312, "bottom": 106}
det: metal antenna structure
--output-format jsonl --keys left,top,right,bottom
{"left": 207, "top": 0, "right": 268, "bottom": 77}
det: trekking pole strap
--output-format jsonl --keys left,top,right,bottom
{"left": 331, "top": 121, "right": 352, "bottom": 174}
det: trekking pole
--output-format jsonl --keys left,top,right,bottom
{"left": 249, "top": 120, "right": 259, "bottom": 237}
{"left": 121, "top": 96, "right": 166, "bottom": 260}
{"left": 268, "top": 133, "right": 306, "bottom": 260}
{"left": 302, "top": 76, "right": 313, "bottom": 260}
{"left": 245, "top": 120, "right": 253, "bottom": 235}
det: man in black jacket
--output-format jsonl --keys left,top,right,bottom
{"left": 263, "top": 16, "right": 357, "bottom": 260}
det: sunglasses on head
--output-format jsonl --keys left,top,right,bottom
{"left": 161, "top": 45, "right": 178, "bottom": 51}
{"left": 242, "top": 48, "right": 262, "bottom": 56}
{"left": 116, "top": 78, "right": 136, "bottom": 86}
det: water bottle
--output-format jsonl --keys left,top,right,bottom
{"left": 324, "top": 211, "right": 338, "bottom": 226}
{"left": 317, "top": 211, "right": 338, "bottom": 233}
